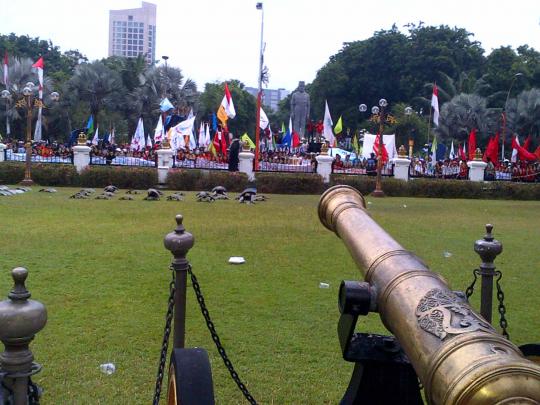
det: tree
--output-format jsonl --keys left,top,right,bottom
{"left": 506, "top": 88, "right": 540, "bottom": 138}
{"left": 66, "top": 61, "right": 124, "bottom": 131}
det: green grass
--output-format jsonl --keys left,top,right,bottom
{"left": 0, "top": 187, "right": 539, "bottom": 404}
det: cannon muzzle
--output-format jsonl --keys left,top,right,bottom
{"left": 319, "top": 185, "right": 540, "bottom": 404}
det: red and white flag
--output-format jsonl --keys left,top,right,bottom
{"left": 32, "top": 57, "right": 44, "bottom": 140}
{"left": 431, "top": 84, "right": 439, "bottom": 127}
{"left": 217, "top": 83, "right": 236, "bottom": 126}
{"left": 3, "top": 51, "right": 8, "bottom": 86}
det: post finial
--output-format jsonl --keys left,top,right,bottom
{"left": 9, "top": 267, "right": 31, "bottom": 301}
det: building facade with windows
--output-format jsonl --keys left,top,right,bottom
{"left": 245, "top": 87, "right": 291, "bottom": 112}
{"left": 108, "top": 2, "right": 156, "bottom": 64}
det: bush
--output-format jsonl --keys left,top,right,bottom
{"left": 79, "top": 166, "right": 157, "bottom": 189}
{"left": 0, "top": 162, "right": 78, "bottom": 186}
{"left": 0, "top": 162, "right": 25, "bottom": 184}
{"left": 256, "top": 172, "right": 325, "bottom": 194}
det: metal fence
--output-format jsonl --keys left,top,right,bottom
{"left": 257, "top": 161, "right": 315, "bottom": 173}
{"left": 408, "top": 163, "right": 540, "bottom": 183}
{"left": 172, "top": 157, "right": 228, "bottom": 170}
{"left": 4, "top": 149, "right": 73, "bottom": 164}
{"left": 90, "top": 153, "right": 157, "bottom": 167}
{"left": 334, "top": 163, "right": 394, "bottom": 176}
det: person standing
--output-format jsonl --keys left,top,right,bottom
{"left": 228, "top": 135, "right": 240, "bottom": 172}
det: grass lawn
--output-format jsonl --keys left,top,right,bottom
{"left": 0, "top": 186, "right": 539, "bottom": 404}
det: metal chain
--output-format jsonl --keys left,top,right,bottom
{"left": 28, "top": 377, "right": 41, "bottom": 404}
{"left": 465, "top": 268, "right": 480, "bottom": 299}
{"left": 187, "top": 265, "right": 258, "bottom": 405}
{"left": 152, "top": 268, "right": 176, "bottom": 405}
{"left": 494, "top": 270, "right": 510, "bottom": 340}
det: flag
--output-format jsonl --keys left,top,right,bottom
{"left": 187, "top": 107, "right": 194, "bottom": 119}
{"left": 511, "top": 135, "right": 519, "bottom": 163}
{"left": 449, "top": 141, "right": 455, "bottom": 159}
{"left": 282, "top": 117, "right": 292, "bottom": 146}
{"left": 32, "top": 57, "right": 44, "bottom": 141}
{"left": 458, "top": 143, "right": 466, "bottom": 161}
{"left": 292, "top": 131, "right": 301, "bottom": 148}
{"left": 86, "top": 115, "right": 94, "bottom": 136}
{"left": 259, "top": 107, "right": 269, "bottom": 130}
{"left": 212, "top": 131, "right": 222, "bottom": 153}
{"left": 220, "top": 127, "right": 228, "bottom": 155}
{"left": 431, "top": 136, "right": 438, "bottom": 163}
{"left": 334, "top": 116, "right": 343, "bottom": 134}
{"left": 92, "top": 126, "right": 99, "bottom": 145}
{"left": 3, "top": 51, "right": 8, "bottom": 86}
{"left": 169, "top": 117, "right": 196, "bottom": 151}
{"left": 512, "top": 135, "right": 537, "bottom": 162}
{"left": 211, "top": 113, "right": 218, "bottom": 132}
{"left": 373, "top": 133, "right": 388, "bottom": 163}
{"left": 485, "top": 133, "right": 499, "bottom": 164}
{"left": 204, "top": 123, "right": 210, "bottom": 148}
{"left": 188, "top": 122, "right": 197, "bottom": 150}
{"left": 352, "top": 133, "right": 360, "bottom": 154}
{"left": 468, "top": 128, "right": 477, "bottom": 161}
{"left": 323, "top": 100, "right": 335, "bottom": 146}
{"left": 197, "top": 122, "right": 205, "bottom": 148}
{"left": 431, "top": 84, "right": 439, "bottom": 126}
{"left": 534, "top": 145, "right": 540, "bottom": 161}
{"left": 110, "top": 127, "right": 115, "bottom": 145}
{"left": 154, "top": 116, "right": 164, "bottom": 144}
{"left": 131, "top": 118, "right": 145, "bottom": 151}
{"left": 217, "top": 83, "right": 236, "bottom": 126}
{"left": 241, "top": 133, "right": 255, "bottom": 149}
{"left": 160, "top": 98, "right": 174, "bottom": 112}
{"left": 281, "top": 122, "right": 285, "bottom": 135}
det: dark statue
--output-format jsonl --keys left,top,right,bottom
{"left": 291, "top": 81, "right": 310, "bottom": 139}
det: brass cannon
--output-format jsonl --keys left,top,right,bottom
{"left": 319, "top": 185, "right": 540, "bottom": 404}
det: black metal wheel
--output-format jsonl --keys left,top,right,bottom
{"left": 167, "top": 348, "right": 215, "bottom": 405}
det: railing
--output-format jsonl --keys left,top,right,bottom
{"left": 334, "top": 163, "right": 394, "bottom": 176}
{"left": 90, "top": 153, "right": 157, "bottom": 167}
{"left": 408, "top": 164, "right": 540, "bottom": 183}
{"left": 172, "top": 156, "right": 228, "bottom": 170}
{"left": 5, "top": 149, "right": 73, "bottom": 164}
{"left": 257, "top": 161, "right": 315, "bottom": 173}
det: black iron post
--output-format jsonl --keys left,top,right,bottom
{"left": 163, "top": 215, "right": 194, "bottom": 349}
{"left": 0, "top": 267, "right": 47, "bottom": 405}
{"left": 474, "top": 224, "right": 503, "bottom": 324}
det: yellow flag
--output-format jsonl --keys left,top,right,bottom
{"left": 241, "top": 133, "right": 255, "bottom": 149}
{"left": 334, "top": 116, "right": 343, "bottom": 134}
{"left": 209, "top": 140, "right": 217, "bottom": 157}
{"left": 352, "top": 133, "right": 359, "bottom": 154}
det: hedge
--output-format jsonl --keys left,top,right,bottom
{"left": 1, "top": 162, "right": 540, "bottom": 200}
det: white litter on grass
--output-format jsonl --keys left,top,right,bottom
{"left": 443, "top": 251, "right": 453, "bottom": 258}
{"left": 228, "top": 257, "right": 246, "bottom": 265}
{"left": 402, "top": 204, "right": 407, "bottom": 208}
{"left": 319, "top": 282, "right": 330, "bottom": 289}
{"left": 99, "top": 363, "right": 116, "bottom": 375}
{"left": 367, "top": 201, "right": 372, "bottom": 205}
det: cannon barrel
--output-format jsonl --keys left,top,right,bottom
{"left": 319, "top": 185, "right": 540, "bottom": 404}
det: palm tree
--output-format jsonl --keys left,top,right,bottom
{"left": 435, "top": 93, "right": 499, "bottom": 144}
{"left": 67, "top": 61, "right": 123, "bottom": 129}
{"left": 505, "top": 88, "right": 540, "bottom": 137}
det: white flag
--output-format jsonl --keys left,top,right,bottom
{"left": 92, "top": 126, "right": 99, "bottom": 145}
{"left": 323, "top": 100, "right": 334, "bottom": 146}
{"left": 170, "top": 117, "right": 196, "bottom": 151}
{"left": 449, "top": 141, "right": 455, "bottom": 159}
{"left": 110, "top": 127, "right": 115, "bottom": 145}
{"left": 260, "top": 107, "right": 269, "bottom": 130}
{"left": 431, "top": 84, "right": 439, "bottom": 127}
{"left": 154, "top": 116, "right": 164, "bottom": 144}
{"left": 131, "top": 118, "right": 145, "bottom": 151}
{"left": 511, "top": 135, "right": 519, "bottom": 163}
{"left": 204, "top": 123, "right": 211, "bottom": 148}
{"left": 197, "top": 122, "right": 205, "bottom": 148}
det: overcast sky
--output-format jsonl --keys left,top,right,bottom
{"left": 1, "top": 0, "right": 539, "bottom": 91}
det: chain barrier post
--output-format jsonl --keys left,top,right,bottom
{"left": 473, "top": 224, "right": 503, "bottom": 324}
{"left": 163, "top": 214, "right": 194, "bottom": 349}
{"left": 0, "top": 267, "right": 47, "bottom": 405}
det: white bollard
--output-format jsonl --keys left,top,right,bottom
{"left": 393, "top": 157, "right": 411, "bottom": 181}
{"left": 239, "top": 150, "right": 255, "bottom": 181}
{"left": 316, "top": 154, "right": 334, "bottom": 183}
{"left": 156, "top": 148, "right": 174, "bottom": 184}
{"left": 468, "top": 160, "right": 487, "bottom": 182}
{"left": 0, "top": 143, "right": 6, "bottom": 162}
{"left": 72, "top": 144, "right": 91, "bottom": 174}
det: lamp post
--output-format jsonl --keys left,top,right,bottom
{"left": 1, "top": 89, "right": 11, "bottom": 137}
{"left": 501, "top": 72, "right": 523, "bottom": 159}
{"left": 254, "top": 1, "right": 264, "bottom": 170}
{"left": 404, "top": 106, "right": 413, "bottom": 157}
{"left": 7, "top": 83, "right": 59, "bottom": 185}
{"left": 369, "top": 98, "right": 393, "bottom": 197}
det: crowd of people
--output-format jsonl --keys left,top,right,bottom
{"left": 2, "top": 137, "right": 539, "bottom": 182}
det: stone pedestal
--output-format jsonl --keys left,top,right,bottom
{"left": 393, "top": 157, "right": 411, "bottom": 181}
{"left": 157, "top": 148, "right": 174, "bottom": 184}
{"left": 467, "top": 160, "right": 487, "bottom": 182}
{"left": 72, "top": 145, "right": 91, "bottom": 174}
{"left": 239, "top": 151, "right": 255, "bottom": 181}
{"left": 0, "top": 143, "right": 6, "bottom": 162}
{"left": 316, "top": 154, "right": 334, "bottom": 183}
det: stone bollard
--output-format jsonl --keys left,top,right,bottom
{"left": 156, "top": 146, "right": 174, "bottom": 184}
{"left": 467, "top": 148, "right": 487, "bottom": 182}
{"left": 0, "top": 267, "right": 47, "bottom": 405}
{"left": 316, "top": 144, "right": 334, "bottom": 183}
{"left": 393, "top": 145, "right": 411, "bottom": 181}
{"left": 72, "top": 133, "right": 91, "bottom": 174}
{"left": 0, "top": 142, "right": 6, "bottom": 162}
{"left": 239, "top": 144, "right": 255, "bottom": 181}
{"left": 163, "top": 215, "right": 194, "bottom": 349}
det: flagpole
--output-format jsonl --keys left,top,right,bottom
{"left": 254, "top": 2, "right": 264, "bottom": 171}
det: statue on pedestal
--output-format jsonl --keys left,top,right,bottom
{"left": 291, "top": 81, "right": 310, "bottom": 139}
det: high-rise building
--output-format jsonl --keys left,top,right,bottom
{"left": 108, "top": 2, "right": 156, "bottom": 64}
{"left": 245, "top": 87, "right": 291, "bottom": 112}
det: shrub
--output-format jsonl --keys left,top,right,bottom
{"left": 79, "top": 166, "right": 157, "bottom": 189}
{"left": 31, "top": 164, "right": 79, "bottom": 186}
{"left": 195, "top": 171, "right": 249, "bottom": 192}
{"left": 166, "top": 169, "right": 202, "bottom": 191}
{"left": 0, "top": 162, "right": 25, "bottom": 184}
{"left": 256, "top": 172, "right": 325, "bottom": 194}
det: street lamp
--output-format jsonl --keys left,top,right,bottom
{"left": 6, "top": 83, "right": 59, "bottom": 185}
{"left": 1, "top": 89, "right": 11, "bottom": 137}
{"left": 501, "top": 72, "right": 523, "bottom": 159}
{"left": 404, "top": 106, "right": 413, "bottom": 157}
